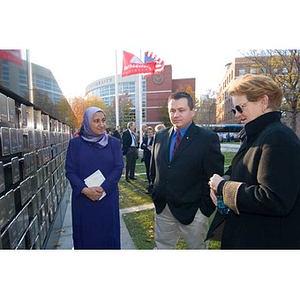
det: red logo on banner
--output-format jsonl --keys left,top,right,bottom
{"left": 122, "top": 51, "right": 156, "bottom": 77}
{"left": 0, "top": 50, "right": 23, "bottom": 66}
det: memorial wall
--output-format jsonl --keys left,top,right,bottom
{"left": 0, "top": 90, "right": 71, "bottom": 249}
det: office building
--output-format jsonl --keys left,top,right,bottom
{"left": 0, "top": 58, "right": 64, "bottom": 105}
{"left": 85, "top": 64, "right": 195, "bottom": 129}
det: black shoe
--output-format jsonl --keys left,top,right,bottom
{"left": 129, "top": 177, "right": 137, "bottom": 180}
{"left": 144, "top": 191, "right": 151, "bottom": 195}
{"left": 126, "top": 178, "right": 130, "bottom": 182}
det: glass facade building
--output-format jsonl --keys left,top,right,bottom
{"left": 0, "top": 59, "right": 64, "bottom": 104}
{"left": 85, "top": 74, "right": 146, "bottom": 108}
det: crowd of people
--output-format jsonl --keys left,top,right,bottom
{"left": 65, "top": 74, "right": 300, "bottom": 250}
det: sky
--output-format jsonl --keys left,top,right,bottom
{"left": 24, "top": 47, "right": 243, "bottom": 99}
{"left": 2, "top": 0, "right": 298, "bottom": 101}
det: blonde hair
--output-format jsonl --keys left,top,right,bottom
{"left": 228, "top": 74, "right": 283, "bottom": 110}
{"left": 155, "top": 123, "right": 166, "bottom": 132}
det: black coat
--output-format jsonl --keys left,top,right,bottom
{"left": 122, "top": 129, "right": 135, "bottom": 155}
{"left": 141, "top": 136, "right": 153, "bottom": 163}
{"left": 208, "top": 112, "right": 300, "bottom": 249}
{"left": 150, "top": 122, "right": 224, "bottom": 225}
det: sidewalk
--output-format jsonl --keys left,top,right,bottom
{"left": 45, "top": 183, "right": 153, "bottom": 250}
{"left": 221, "top": 143, "right": 239, "bottom": 152}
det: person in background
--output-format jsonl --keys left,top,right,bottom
{"left": 150, "top": 92, "right": 224, "bottom": 249}
{"left": 65, "top": 107, "right": 124, "bottom": 249}
{"left": 207, "top": 74, "right": 300, "bottom": 249}
{"left": 122, "top": 121, "right": 138, "bottom": 182}
{"left": 113, "top": 125, "right": 122, "bottom": 141}
{"left": 140, "top": 126, "right": 154, "bottom": 193}
{"left": 106, "top": 128, "right": 112, "bottom": 136}
{"left": 154, "top": 123, "right": 166, "bottom": 133}
{"left": 141, "top": 124, "right": 147, "bottom": 163}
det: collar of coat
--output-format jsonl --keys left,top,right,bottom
{"left": 244, "top": 111, "right": 281, "bottom": 143}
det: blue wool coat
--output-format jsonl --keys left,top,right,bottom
{"left": 65, "top": 136, "right": 124, "bottom": 249}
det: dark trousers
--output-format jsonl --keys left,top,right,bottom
{"left": 125, "top": 147, "right": 137, "bottom": 179}
{"left": 144, "top": 154, "right": 151, "bottom": 184}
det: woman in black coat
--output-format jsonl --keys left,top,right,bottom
{"left": 207, "top": 74, "right": 300, "bottom": 249}
{"left": 140, "top": 126, "right": 154, "bottom": 189}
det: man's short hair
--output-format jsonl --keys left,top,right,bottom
{"left": 168, "top": 92, "right": 194, "bottom": 110}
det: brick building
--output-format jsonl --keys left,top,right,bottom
{"left": 145, "top": 65, "right": 195, "bottom": 127}
{"left": 217, "top": 57, "right": 300, "bottom": 137}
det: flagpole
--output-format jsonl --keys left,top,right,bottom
{"left": 26, "top": 49, "right": 34, "bottom": 104}
{"left": 115, "top": 49, "right": 119, "bottom": 127}
{"left": 138, "top": 49, "right": 143, "bottom": 145}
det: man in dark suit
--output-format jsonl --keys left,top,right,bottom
{"left": 112, "top": 125, "right": 122, "bottom": 141}
{"left": 150, "top": 92, "right": 224, "bottom": 249}
{"left": 122, "top": 121, "right": 138, "bottom": 182}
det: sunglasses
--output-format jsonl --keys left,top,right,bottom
{"left": 231, "top": 101, "right": 249, "bottom": 115}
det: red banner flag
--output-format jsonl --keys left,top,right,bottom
{"left": 0, "top": 50, "right": 23, "bottom": 66}
{"left": 144, "top": 50, "right": 165, "bottom": 77}
{"left": 122, "top": 51, "right": 156, "bottom": 77}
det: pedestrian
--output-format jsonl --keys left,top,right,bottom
{"left": 65, "top": 107, "right": 124, "bottom": 249}
{"left": 150, "top": 92, "right": 224, "bottom": 249}
{"left": 112, "top": 125, "right": 122, "bottom": 141}
{"left": 122, "top": 121, "right": 138, "bottom": 182}
{"left": 154, "top": 123, "right": 166, "bottom": 133}
{"left": 140, "top": 126, "right": 154, "bottom": 192}
{"left": 141, "top": 124, "right": 147, "bottom": 163}
{"left": 207, "top": 74, "right": 300, "bottom": 249}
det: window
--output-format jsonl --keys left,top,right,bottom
{"left": 239, "top": 68, "right": 245, "bottom": 75}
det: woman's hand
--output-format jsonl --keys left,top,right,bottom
{"left": 81, "top": 186, "right": 104, "bottom": 201}
{"left": 210, "top": 188, "right": 218, "bottom": 206}
{"left": 208, "top": 174, "right": 224, "bottom": 193}
{"left": 208, "top": 174, "right": 224, "bottom": 206}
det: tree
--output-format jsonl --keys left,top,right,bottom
{"left": 242, "top": 49, "right": 300, "bottom": 133}
{"left": 106, "top": 93, "right": 134, "bottom": 132}
{"left": 70, "top": 96, "right": 85, "bottom": 129}
{"left": 69, "top": 95, "right": 106, "bottom": 130}
{"left": 194, "top": 89, "right": 216, "bottom": 125}
{"left": 56, "top": 97, "right": 77, "bottom": 128}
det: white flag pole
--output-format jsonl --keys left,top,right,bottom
{"left": 138, "top": 49, "right": 143, "bottom": 145}
{"left": 115, "top": 49, "right": 119, "bottom": 127}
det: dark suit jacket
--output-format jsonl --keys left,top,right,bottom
{"left": 150, "top": 122, "right": 224, "bottom": 225}
{"left": 141, "top": 136, "right": 153, "bottom": 162}
{"left": 122, "top": 129, "right": 135, "bottom": 155}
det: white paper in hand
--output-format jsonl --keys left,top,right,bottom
{"left": 84, "top": 169, "right": 106, "bottom": 200}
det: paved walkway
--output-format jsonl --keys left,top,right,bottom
{"left": 45, "top": 184, "right": 153, "bottom": 250}
{"left": 221, "top": 143, "right": 239, "bottom": 152}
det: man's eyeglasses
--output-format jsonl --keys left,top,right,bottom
{"left": 231, "top": 101, "right": 249, "bottom": 115}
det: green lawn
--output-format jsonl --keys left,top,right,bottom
{"left": 121, "top": 152, "right": 235, "bottom": 249}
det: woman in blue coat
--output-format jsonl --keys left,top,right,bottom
{"left": 65, "top": 107, "right": 124, "bottom": 249}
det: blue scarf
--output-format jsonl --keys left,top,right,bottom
{"left": 79, "top": 107, "right": 108, "bottom": 148}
